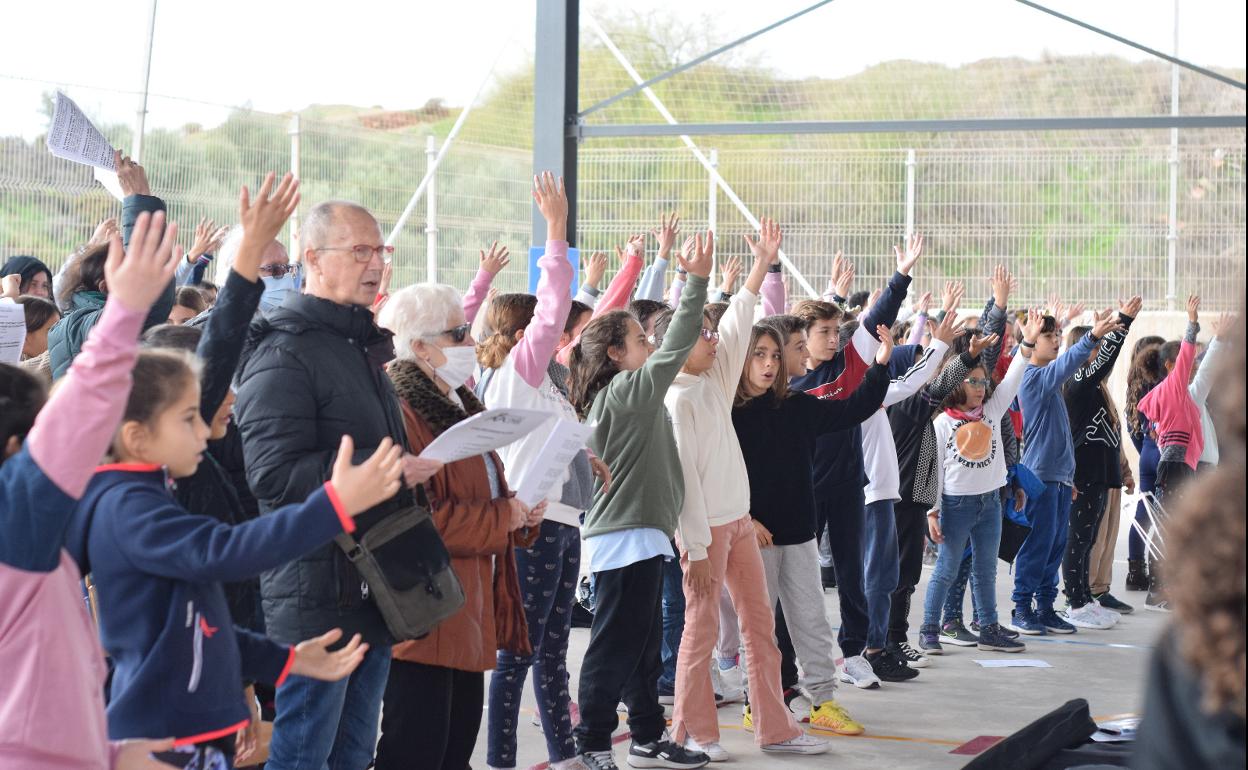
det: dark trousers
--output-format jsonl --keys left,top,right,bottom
{"left": 1127, "top": 470, "right": 1157, "bottom": 561}
{"left": 659, "top": 544, "right": 686, "bottom": 692}
{"left": 1063, "top": 483, "right": 1109, "bottom": 607}
{"left": 374, "top": 660, "right": 483, "bottom": 770}
{"left": 887, "top": 500, "right": 929, "bottom": 643}
{"left": 815, "top": 481, "right": 869, "bottom": 657}
{"left": 488, "top": 520, "right": 580, "bottom": 767}
{"left": 574, "top": 556, "right": 666, "bottom": 753}
{"left": 775, "top": 602, "right": 799, "bottom": 691}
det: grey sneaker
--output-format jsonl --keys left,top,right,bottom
{"left": 940, "top": 618, "right": 980, "bottom": 647}
{"left": 918, "top": 624, "right": 944, "bottom": 654}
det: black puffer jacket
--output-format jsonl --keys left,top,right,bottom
{"left": 234, "top": 293, "right": 407, "bottom": 647}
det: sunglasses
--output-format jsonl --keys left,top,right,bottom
{"left": 699, "top": 328, "right": 720, "bottom": 343}
{"left": 259, "top": 263, "right": 297, "bottom": 278}
{"left": 440, "top": 323, "right": 472, "bottom": 343}
{"left": 964, "top": 377, "right": 992, "bottom": 387}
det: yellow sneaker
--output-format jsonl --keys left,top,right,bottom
{"left": 742, "top": 704, "right": 753, "bottom": 732}
{"left": 809, "top": 699, "right": 865, "bottom": 736}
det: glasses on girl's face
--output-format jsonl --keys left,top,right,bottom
{"left": 441, "top": 323, "right": 472, "bottom": 344}
{"left": 964, "top": 377, "right": 992, "bottom": 387}
{"left": 699, "top": 328, "right": 720, "bottom": 343}
{"left": 259, "top": 263, "right": 296, "bottom": 278}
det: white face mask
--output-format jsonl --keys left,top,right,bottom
{"left": 433, "top": 345, "right": 477, "bottom": 390}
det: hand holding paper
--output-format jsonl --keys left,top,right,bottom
{"left": 46, "top": 92, "right": 117, "bottom": 170}
{"left": 0, "top": 302, "right": 27, "bottom": 364}
{"left": 510, "top": 419, "right": 593, "bottom": 508}
{"left": 417, "top": 408, "right": 552, "bottom": 464}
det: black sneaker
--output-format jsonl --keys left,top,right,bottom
{"left": 865, "top": 648, "right": 919, "bottom": 682}
{"left": 977, "top": 622, "right": 1027, "bottom": 652}
{"left": 940, "top": 618, "right": 980, "bottom": 647}
{"left": 1094, "top": 592, "right": 1134, "bottom": 614}
{"left": 821, "top": 565, "right": 837, "bottom": 591}
{"left": 1125, "top": 559, "right": 1149, "bottom": 592}
{"left": 627, "top": 736, "right": 709, "bottom": 768}
{"left": 582, "top": 750, "right": 620, "bottom": 770}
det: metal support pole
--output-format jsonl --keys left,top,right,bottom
{"left": 904, "top": 149, "right": 916, "bottom": 241}
{"left": 425, "top": 135, "right": 439, "bottom": 284}
{"left": 708, "top": 148, "right": 718, "bottom": 284}
{"left": 132, "top": 0, "right": 158, "bottom": 162}
{"left": 533, "top": 0, "right": 579, "bottom": 246}
{"left": 1166, "top": 0, "right": 1180, "bottom": 311}
{"left": 288, "top": 114, "right": 301, "bottom": 259}
{"left": 586, "top": 15, "right": 820, "bottom": 298}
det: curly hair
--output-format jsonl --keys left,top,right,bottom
{"left": 1166, "top": 309, "right": 1245, "bottom": 720}
{"left": 1125, "top": 339, "right": 1167, "bottom": 436}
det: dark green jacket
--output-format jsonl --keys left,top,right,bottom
{"left": 48, "top": 193, "right": 174, "bottom": 380}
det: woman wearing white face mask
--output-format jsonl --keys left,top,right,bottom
{"left": 375, "top": 282, "right": 546, "bottom": 770}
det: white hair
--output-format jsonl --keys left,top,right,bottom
{"left": 213, "top": 226, "right": 288, "bottom": 284}
{"left": 377, "top": 283, "right": 464, "bottom": 361}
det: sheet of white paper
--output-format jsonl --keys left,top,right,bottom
{"left": 512, "top": 419, "right": 593, "bottom": 507}
{"left": 46, "top": 92, "right": 117, "bottom": 170}
{"left": 419, "top": 408, "right": 552, "bottom": 464}
{"left": 94, "top": 166, "right": 125, "bottom": 201}
{"left": 0, "top": 301, "right": 27, "bottom": 364}
{"left": 973, "top": 659, "right": 1052, "bottom": 668}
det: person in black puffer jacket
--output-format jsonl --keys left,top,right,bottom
{"left": 233, "top": 199, "right": 441, "bottom": 770}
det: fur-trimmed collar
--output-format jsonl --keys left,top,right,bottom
{"left": 387, "top": 358, "right": 486, "bottom": 437}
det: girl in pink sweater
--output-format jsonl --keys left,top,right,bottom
{"left": 0, "top": 212, "right": 181, "bottom": 769}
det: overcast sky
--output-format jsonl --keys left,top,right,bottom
{"left": 0, "top": 0, "right": 1243, "bottom": 138}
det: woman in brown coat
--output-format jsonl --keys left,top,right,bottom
{"left": 374, "top": 282, "right": 544, "bottom": 770}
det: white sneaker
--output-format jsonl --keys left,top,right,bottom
{"left": 683, "top": 737, "right": 729, "bottom": 762}
{"left": 714, "top": 663, "right": 745, "bottom": 703}
{"left": 1091, "top": 600, "right": 1121, "bottom": 626}
{"left": 761, "top": 732, "right": 829, "bottom": 755}
{"left": 836, "top": 655, "right": 881, "bottom": 689}
{"left": 895, "top": 641, "right": 931, "bottom": 668}
{"left": 1062, "top": 604, "right": 1114, "bottom": 630}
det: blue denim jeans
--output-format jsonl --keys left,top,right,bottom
{"left": 922, "top": 491, "right": 1002, "bottom": 628}
{"left": 1012, "top": 481, "right": 1072, "bottom": 612}
{"left": 488, "top": 520, "right": 581, "bottom": 767}
{"left": 659, "top": 545, "right": 686, "bottom": 692}
{"left": 266, "top": 643, "right": 391, "bottom": 770}
{"left": 941, "top": 551, "right": 979, "bottom": 624}
{"left": 862, "top": 499, "right": 899, "bottom": 650}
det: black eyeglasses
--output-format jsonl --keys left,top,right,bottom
{"left": 964, "top": 377, "right": 991, "bottom": 387}
{"left": 314, "top": 244, "right": 394, "bottom": 263}
{"left": 259, "top": 263, "right": 296, "bottom": 278}
{"left": 440, "top": 323, "right": 472, "bottom": 343}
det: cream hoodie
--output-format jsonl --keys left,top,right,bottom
{"left": 665, "top": 288, "right": 758, "bottom": 561}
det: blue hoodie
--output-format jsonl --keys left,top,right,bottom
{"left": 1019, "top": 332, "right": 1098, "bottom": 484}
{"left": 65, "top": 465, "right": 356, "bottom": 745}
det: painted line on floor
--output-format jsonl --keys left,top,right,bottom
{"left": 717, "top": 721, "right": 965, "bottom": 747}
{"left": 1020, "top": 635, "right": 1153, "bottom": 650}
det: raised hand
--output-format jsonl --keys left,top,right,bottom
{"left": 677, "top": 231, "right": 715, "bottom": 279}
{"left": 968, "top": 332, "right": 1001, "bottom": 358}
{"left": 1117, "top": 295, "right": 1143, "bottom": 319}
{"left": 651, "top": 212, "right": 681, "bottom": 258}
{"left": 187, "top": 217, "right": 223, "bottom": 262}
{"left": 834, "top": 255, "right": 855, "bottom": 299}
{"left": 1185, "top": 293, "right": 1201, "bottom": 323}
{"left": 1090, "top": 307, "right": 1126, "bottom": 339}
{"left": 236, "top": 171, "right": 300, "bottom": 277}
{"left": 1066, "top": 302, "right": 1087, "bottom": 324}
{"left": 103, "top": 210, "right": 180, "bottom": 313}
{"left": 742, "top": 216, "right": 782, "bottom": 269}
{"left": 865, "top": 287, "right": 882, "bottom": 311}
{"left": 616, "top": 234, "right": 646, "bottom": 264}
{"left": 942, "top": 280, "right": 965, "bottom": 314}
{"left": 113, "top": 150, "right": 151, "bottom": 197}
{"left": 1021, "top": 307, "right": 1045, "bottom": 345}
{"left": 329, "top": 436, "right": 404, "bottom": 516}
{"left": 718, "top": 254, "right": 743, "bottom": 294}
{"left": 291, "top": 628, "right": 368, "bottom": 682}
{"left": 532, "top": 171, "right": 568, "bottom": 240}
{"left": 894, "top": 233, "right": 925, "bottom": 275}
{"left": 480, "top": 241, "right": 511, "bottom": 275}
{"left": 874, "top": 323, "right": 895, "bottom": 365}
{"left": 931, "top": 309, "right": 968, "bottom": 346}
{"left": 913, "top": 290, "right": 933, "bottom": 315}
{"left": 828, "top": 251, "right": 846, "bottom": 295}
{"left": 584, "top": 251, "right": 607, "bottom": 289}
{"left": 87, "top": 217, "right": 119, "bottom": 251}
{"left": 1211, "top": 312, "right": 1236, "bottom": 340}
{"left": 991, "top": 264, "right": 1012, "bottom": 308}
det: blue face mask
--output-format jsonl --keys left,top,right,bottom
{"left": 260, "top": 265, "right": 301, "bottom": 312}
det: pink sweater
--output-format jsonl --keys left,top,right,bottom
{"left": 1139, "top": 335, "right": 1204, "bottom": 470}
{"left": 0, "top": 299, "right": 144, "bottom": 769}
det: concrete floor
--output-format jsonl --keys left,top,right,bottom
{"left": 472, "top": 497, "right": 1161, "bottom": 769}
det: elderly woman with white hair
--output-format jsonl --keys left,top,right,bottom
{"left": 374, "top": 281, "right": 545, "bottom": 770}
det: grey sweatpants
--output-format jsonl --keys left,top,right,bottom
{"left": 759, "top": 538, "right": 839, "bottom": 703}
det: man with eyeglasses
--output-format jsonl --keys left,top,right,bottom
{"left": 234, "top": 199, "right": 441, "bottom": 770}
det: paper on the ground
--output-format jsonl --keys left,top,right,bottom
{"left": 973, "top": 659, "right": 1052, "bottom": 668}
{"left": 46, "top": 92, "right": 117, "bottom": 170}
{"left": 419, "top": 408, "right": 552, "bottom": 464}
{"left": 1090, "top": 717, "right": 1139, "bottom": 743}
{"left": 94, "top": 167, "right": 125, "bottom": 201}
{"left": 0, "top": 301, "right": 27, "bottom": 364}
{"left": 511, "top": 419, "right": 593, "bottom": 507}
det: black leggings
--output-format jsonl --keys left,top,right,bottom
{"left": 887, "top": 501, "right": 930, "bottom": 643}
{"left": 374, "top": 660, "right": 484, "bottom": 770}
{"left": 1063, "top": 483, "right": 1108, "bottom": 608}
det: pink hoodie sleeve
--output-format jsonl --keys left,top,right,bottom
{"left": 26, "top": 298, "right": 144, "bottom": 499}
{"left": 512, "top": 241, "right": 573, "bottom": 388}
{"left": 908, "top": 313, "right": 928, "bottom": 345}
{"left": 668, "top": 274, "right": 686, "bottom": 309}
{"left": 462, "top": 267, "right": 496, "bottom": 325}
{"left": 557, "top": 251, "right": 643, "bottom": 367}
{"left": 761, "top": 271, "right": 786, "bottom": 317}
